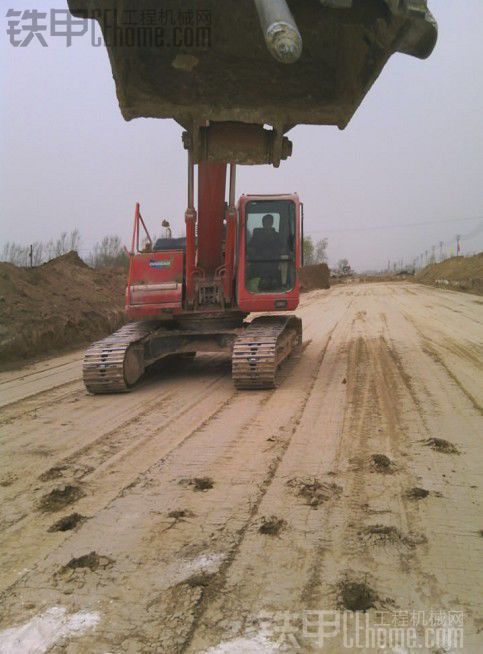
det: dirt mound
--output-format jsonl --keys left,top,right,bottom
{"left": 415, "top": 253, "right": 483, "bottom": 294}
{"left": 337, "top": 579, "right": 380, "bottom": 611}
{"left": 299, "top": 263, "right": 330, "bottom": 291}
{"left": 0, "top": 252, "right": 127, "bottom": 366}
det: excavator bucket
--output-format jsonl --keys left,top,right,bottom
{"left": 68, "top": 0, "right": 436, "bottom": 165}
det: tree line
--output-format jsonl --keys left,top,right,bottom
{"left": 1, "top": 231, "right": 129, "bottom": 269}
{"left": 2, "top": 231, "right": 335, "bottom": 271}
{"left": 303, "top": 236, "right": 328, "bottom": 266}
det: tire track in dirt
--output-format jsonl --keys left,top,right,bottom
{"left": 179, "top": 332, "right": 336, "bottom": 653}
{"left": 0, "top": 355, "right": 228, "bottom": 450}
{"left": 0, "top": 339, "right": 329, "bottom": 650}
{"left": 80, "top": 311, "right": 340, "bottom": 652}
{"left": 402, "top": 312, "right": 482, "bottom": 415}
{"left": 378, "top": 287, "right": 483, "bottom": 647}
{"left": 0, "top": 367, "right": 235, "bottom": 592}
{"left": 0, "top": 298, "right": 344, "bottom": 651}
{"left": 421, "top": 341, "right": 482, "bottom": 415}
{"left": 0, "top": 366, "right": 229, "bottom": 518}
{"left": 184, "top": 311, "right": 354, "bottom": 653}
{"left": 283, "top": 289, "right": 464, "bottom": 648}
{"left": 0, "top": 361, "right": 84, "bottom": 410}
{"left": 1, "top": 285, "right": 481, "bottom": 652}
{"left": 185, "top": 285, "right": 479, "bottom": 652}
{"left": 0, "top": 359, "right": 80, "bottom": 386}
{"left": 296, "top": 315, "right": 422, "bottom": 617}
{"left": 0, "top": 380, "right": 83, "bottom": 424}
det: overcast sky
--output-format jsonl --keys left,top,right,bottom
{"left": 1, "top": 1, "right": 482, "bottom": 270}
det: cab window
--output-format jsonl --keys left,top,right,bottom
{"left": 245, "top": 200, "right": 296, "bottom": 293}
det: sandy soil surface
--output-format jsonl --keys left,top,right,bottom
{"left": 0, "top": 283, "right": 481, "bottom": 653}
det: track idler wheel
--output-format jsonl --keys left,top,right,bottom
{"left": 123, "top": 345, "right": 145, "bottom": 388}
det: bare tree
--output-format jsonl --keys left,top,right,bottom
{"left": 0, "top": 229, "right": 83, "bottom": 266}
{"left": 1, "top": 242, "right": 29, "bottom": 266}
{"left": 87, "top": 235, "right": 128, "bottom": 268}
{"left": 337, "top": 258, "right": 352, "bottom": 275}
{"left": 54, "top": 232, "right": 68, "bottom": 257}
{"left": 303, "top": 236, "right": 328, "bottom": 266}
{"left": 69, "top": 229, "right": 81, "bottom": 252}
{"left": 303, "top": 235, "right": 315, "bottom": 266}
{"left": 314, "top": 238, "right": 328, "bottom": 264}
{"left": 31, "top": 242, "right": 44, "bottom": 266}
{"left": 45, "top": 239, "right": 55, "bottom": 261}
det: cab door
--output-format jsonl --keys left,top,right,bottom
{"left": 236, "top": 194, "right": 301, "bottom": 312}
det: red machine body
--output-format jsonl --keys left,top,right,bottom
{"left": 125, "top": 167, "right": 302, "bottom": 320}
{"left": 85, "top": 164, "right": 304, "bottom": 394}
{"left": 126, "top": 251, "right": 184, "bottom": 318}
{"left": 126, "top": 204, "right": 184, "bottom": 319}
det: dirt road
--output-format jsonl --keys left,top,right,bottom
{"left": 0, "top": 283, "right": 481, "bottom": 653}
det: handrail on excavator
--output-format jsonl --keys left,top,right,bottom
{"left": 130, "top": 202, "right": 153, "bottom": 254}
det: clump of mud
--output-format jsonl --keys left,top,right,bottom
{"left": 405, "top": 487, "right": 430, "bottom": 500}
{"left": 48, "top": 512, "right": 86, "bottom": 532}
{"left": 188, "top": 477, "right": 214, "bottom": 492}
{"left": 337, "top": 579, "right": 379, "bottom": 612}
{"left": 287, "top": 477, "right": 342, "bottom": 508}
{"left": 0, "top": 473, "right": 17, "bottom": 487}
{"left": 258, "top": 516, "right": 287, "bottom": 536}
{"left": 39, "top": 466, "right": 68, "bottom": 482}
{"left": 370, "top": 454, "right": 396, "bottom": 474}
{"left": 168, "top": 509, "right": 194, "bottom": 520}
{"left": 61, "top": 551, "right": 113, "bottom": 574}
{"left": 38, "top": 484, "right": 85, "bottom": 512}
{"left": 185, "top": 572, "right": 214, "bottom": 588}
{"left": 361, "top": 524, "right": 427, "bottom": 548}
{"left": 422, "top": 438, "right": 460, "bottom": 455}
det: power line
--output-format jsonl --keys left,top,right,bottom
{"left": 309, "top": 215, "right": 483, "bottom": 234}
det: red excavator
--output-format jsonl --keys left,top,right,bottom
{"left": 70, "top": 0, "right": 437, "bottom": 393}
{"left": 84, "top": 174, "right": 303, "bottom": 392}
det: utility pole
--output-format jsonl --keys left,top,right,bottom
{"left": 29, "top": 244, "right": 33, "bottom": 268}
{"left": 456, "top": 234, "right": 461, "bottom": 256}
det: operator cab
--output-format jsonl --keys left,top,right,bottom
{"left": 237, "top": 194, "right": 301, "bottom": 313}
